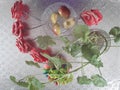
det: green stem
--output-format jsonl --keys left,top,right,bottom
{"left": 98, "top": 45, "right": 120, "bottom": 47}
{"left": 52, "top": 37, "right": 61, "bottom": 40}
{"left": 73, "top": 38, "right": 82, "bottom": 44}
{"left": 55, "top": 50, "right": 63, "bottom": 56}
{"left": 69, "top": 62, "right": 89, "bottom": 73}
{"left": 19, "top": 75, "right": 33, "bottom": 82}
{"left": 98, "top": 68, "right": 102, "bottom": 76}
{"left": 108, "top": 46, "right": 120, "bottom": 47}
{"left": 99, "top": 34, "right": 108, "bottom": 55}
{"left": 29, "top": 23, "right": 47, "bottom": 30}
{"left": 69, "top": 62, "right": 88, "bottom": 64}
{"left": 29, "top": 13, "right": 42, "bottom": 22}
{"left": 81, "top": 61, "right": 85, "bottom": 76}
{"left": 60, "top": 33, "right": 73, "bottom": 37}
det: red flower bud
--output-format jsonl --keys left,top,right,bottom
{"left": 11, "top": 0, "right": 29, "bottom": 20}
{"left": 16, "top": 37, "right": 32, "bottom": 53}
{"left": 12, "top": 20, "right": 25, "bottom": 37}
{"left": 30, "top": 48, "right": 48, "bottom": 63}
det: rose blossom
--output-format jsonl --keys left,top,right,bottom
{"left": 80, "top": 9, "right": 103, "bottom": 26}
{"left": 11, "top": 0, "right": 29, "bottom": 20}
{"left": 16, "top": 37, "right": 31, "bottom": 53}
{"left": 30, "top": 48, "right": 49, "bottom": 63}
{"left": 12, "top": 20, "right": 25, "bottom": 37}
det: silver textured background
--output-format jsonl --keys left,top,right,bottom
{"left": 1, "top": 0, "right": 120, "bottom": 90}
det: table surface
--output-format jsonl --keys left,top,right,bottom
{"left": 1, "top": 0, "right": 120, "bottom": 90}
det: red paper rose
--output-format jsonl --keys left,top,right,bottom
{"left": 30, "top": 48, "right": 48, "bottom": 63}
{"left": 11, "top": 0, "right": 29, "bottom": 20}
{"left": 80, "top": 9, "right": 103, "bottom": 26}
{"left": 16, "top": 37, "right": 32, "bottom": 53}
{"left": 12, "top": 20, "right": 25, "bottom": 37}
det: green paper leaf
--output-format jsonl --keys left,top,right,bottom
{"left": 91, "top": 74, "right": 107, "bottom": 87}
{"left": 57, "top": 74, "right": 73, "bottom": 85}
{"left": 25, "top": 61, "right": 40, "bottom": 68}
{"left": 81, "top": 44, "right": 100, "bottom": 61}
{"left": 37, "top": 35, "right": 56, "bottom": 49}
{"left": 73, "top": 25, "right": 90, "bottom": 42}
{"left": 42, "top": 54, "right": 72, "bottom": 70}
{"left": 81, "top": 44, "right": 103, "bottom": 67}
{"left": 60, "top": 36, "right": 70, "bottom": 45}
{"left": 114, "top": 34, "right": 120, "bottom": 42}
{"left": 28, "top": 84, "right": 38, "bottom": 90}
{"left": 77, "top": 76, "right": 91, "bottom": 85}
{"left": 10, "top": 76, "right": 29, "bottom": 87}
{"left": 90, "top": 58, "right": 103, "bottom": 68}
{"left": 48, "top": 69, "right": 73, "bottom": 85}
{"left": 109, "top": 26, "right": 120, "bottom": 43}
{"left": 63, "top": 41, "right": 82, "bottom": 57}
{"left": 28, "top": 77, "right": 45, "bottom": 90}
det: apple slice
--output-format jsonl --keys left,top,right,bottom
{"left": 58, "top": 5, "right": 70, "bottom": 19}
{"left": 63, "top": 18, "right": 75, "bottom": 29}
{"left": 53, "top": 23, "right": 61, "bottom": 35}
{"left": 50, "top": 12, "right": 58, "bottom": 24}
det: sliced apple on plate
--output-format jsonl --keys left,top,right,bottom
{"left": 53, "top": 23, "right": 61, "bottom": 35}
{"left": 50, "top": 12, "right": 58, "bottom": 24}
{"left": 63, "top": 18, "right": 75, "bottom": 29}
{"left": 58, "top": 5, "right": 71, "bottom": 19}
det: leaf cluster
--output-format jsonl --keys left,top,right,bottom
{"left": 42, "top": 54, "right": 72, "bottom": 70}
{"left": 62, "top": 25, "right": 103, "bottom": 68}
{"left": 109, "top": 26, "right": 120, "bottom": 43}
{"left": 37, "top": 35, "right": 56, "bottom": 50}
{"left": 25, "top": 61, "right": 40, "bottom": 68}
{"left": 48, "top": 68, "right": 73, "bottom": 85}
{"left": 10, "top": 76, "right": 45, "bottom": 90}
{"left": 77, "top": 74, "right": 107, "bottom": 87}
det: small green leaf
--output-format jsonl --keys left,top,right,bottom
{"left": 28, "top": 83, "right": 38, "bottom": 90}
{"left": 77, "top": 76, "right": 91, "bottom": 85}
{"left": 109, "top": 27, "right": 120, "bottom": 36}
{"left": 63, "top": 41, "right": 82, "bottom": 57}
{"left": 114, "top": 34, "right": 120, "bottom": 42}
{"left": 91, "top": 74, "right": 107, "bottom": 87}
{"left": 31, "top": 77, "right": 45, "bottom": 90}
{"left": 109, "top": 26, "right": 120, "bottom": 43}
{"left": 27, "top": 77, "right": 45, "bottom": 90}
{"left": 57, "top": 74, "right": 73, "bottom": 85}
{"left": 81, "top": 44, "right": 103, "bottom": 67}
{"left": 10, "top": 76, "right": 29, "bottom": 87}
{"left": 90, "top": 58, "right": 103, "bottom": 68}
{"left": 42, "top": 54, "right": 72, "bottom": 70}
{"left": 37, "top": 35, "right": 56, "bottom": 49}
{"left": 81, "top": 44, "right": 100, "bottom": 61}
{"left": 60, "top": 36, "right": 70, "bottom": 45}
{"left": 73, "top": 24, "right": 90, "bottom": 42}
{"left": 25, "top": 61, "right": 40, "bottom": 68}
{"left": 10, "top": 76, "right": 16, "bottom": 83}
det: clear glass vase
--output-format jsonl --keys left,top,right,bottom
{"left": 90, "top": 29, "right": 111, "bottom": 54}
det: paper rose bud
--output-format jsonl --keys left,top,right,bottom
{"left": 11, "top": 0, "right": 29, "bottom": 20}
{"left": 16, "top": 37, "right": 32, "bottom": 53}
{"left": 12, "top": 20, "right": 25, "bottom": 37}
{"left": 44, "top": 64, "right": 51, "bottom": 69}
{"left": 30, "top": 48, "right": 48, "bottom": 63}
{"left": 80, "top": 9, "right": 103, "bottom": 26}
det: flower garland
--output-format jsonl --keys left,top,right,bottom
{"left": 10, "top": 0, "right": 120, "bottom": 90}
{"left": 11, "top": 0, "right": 49, "bottom": 62}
